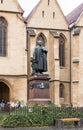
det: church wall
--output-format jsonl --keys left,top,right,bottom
{"left": 71, "top": 33, "right": 79, "bottom": 107}
{"left": 28, "top": 28, "right": 71, "bottom": 105}
{"left": 59, "top": 31, "right": 70, "bottom": 81}
{"left": 76, "top": 14, "right": 83, "bottom": 27}
{"left": 0, "top": 12, "right": 27, "bottom": 104}
{"left": 71, "top": 82, "right": 79, "bottom": 107}
{"left": 50, "top": 81, "right": 55, "bottom": 102}
{"left": 28, "top": 29, "right": 70, "bottom": 79}
{"left": 78, "top": 28, "right": 83, "bottom": 106}
{"left": 59, "top": 31, "right": 70, "bottom": 105}
{"left": 27, "top": 0, "right": 70, "bottom": 105}
{"left": 49, "top": 34, "right": 60, "bottom": 105}
{"left": 48, "top": 33, "right": 55, "bottom": 79}
{"left": 0, "top": 0, "right": 23, "bottom": 13}
{"left": 60, "top": 82, "right": 70, "bottom": 106}
{"left": 0, "top": 12, "right": 27, "bottom": 75}
{"left": 0, "top": 76, "right": 27, "bottom": 104}
{"left": 27, "top": 35, "right": 36, "bottom": 77}
{"left": 71, "top": 22, "right": 83, "bottom": 106}
{"left": 9, "top": 77, "right": 27, "bottom": 103}
{"left": 27, "top": 0, "right": 68, "bottom": 29}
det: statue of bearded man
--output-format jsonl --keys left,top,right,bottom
{"left": 31, "top": 40, "right": 48, "bottom": 75}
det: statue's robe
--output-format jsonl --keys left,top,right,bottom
{"left": 33, "top": 45, "right": 48, "bottom": 73}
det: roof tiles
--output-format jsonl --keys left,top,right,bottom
{"left": 66, "top": 3, "right": 83, "bottom": 25}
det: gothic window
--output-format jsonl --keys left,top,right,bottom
{"left": 36, "top": 33, "right": 47, "bottom": 46}
{"left": 59, "top": 84, "right": 64, "bottom": 98}
{"left": 0, "top": 17, "right": 7, "bottom": 56}
{"left": 59, "top": 34, "right": 65, "bottom": 67}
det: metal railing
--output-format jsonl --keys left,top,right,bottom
{"left": 3, "top": 106, "right": 83, "bottom": 119}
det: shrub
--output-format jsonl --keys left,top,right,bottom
{"left": 2, "top": 104, "right": 83, "bottom": 127}
{"left": 2, "top": 104, "right": 55, "bottom": 127}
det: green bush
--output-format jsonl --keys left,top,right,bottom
{"left": 2, "top": 104, "right": 55, "bottom": 127}
{"left": 1, "top": 104, "right": 83, "bottom": 127}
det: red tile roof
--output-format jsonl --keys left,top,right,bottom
{"left": 66, "top": 3, "right": 83, "bottom": 25}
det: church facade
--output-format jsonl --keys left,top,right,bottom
{"left": 0, "top": 0, "right": 83, "bottom": 107}
{"left": 0, "top": 0, "right": 27, "bottom": 104}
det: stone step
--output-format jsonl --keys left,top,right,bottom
{"left": 28, "top": 98, "right": 51, "bottom": 105}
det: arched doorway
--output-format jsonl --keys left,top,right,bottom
{"left": 0, "top": 82, "right": 9, "bottom": 103}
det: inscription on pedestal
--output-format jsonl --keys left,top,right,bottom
{"left": 29, "top": 82, "right": 49, "bottom": 89}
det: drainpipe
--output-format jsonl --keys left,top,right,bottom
{"left": 69, "top": 22, "right": 75, "bottom": 107}
{"left": 24, "top": 21, "right": 29, "bottom": 104}
{"left": 69, "top": 27, "right": 73, "bottom": 107}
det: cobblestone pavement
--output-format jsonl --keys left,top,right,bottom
{"left": 0, "top": 127, "right": 83, "bottom": 130}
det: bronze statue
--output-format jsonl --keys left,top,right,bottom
{"left": 31, "top": 40, "right": 48, "bottom": 75}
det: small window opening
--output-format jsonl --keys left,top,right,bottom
{"left": 48, "top": 0, "right": 50, "bottom": 5}
{"left": 59, "top": 84, "right": 64, "bottom": 98}
{"left": 42, "top": 11, "right": 44, "bottom": 17}
{"left": 53, "top": 12, "right": 55, "bottom": 18}
{"left": 1, "top": 0, "right": 3, "bottom": 3}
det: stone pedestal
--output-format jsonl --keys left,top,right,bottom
{"left": 28, "top": 74, "right": 51, "bottom": 105}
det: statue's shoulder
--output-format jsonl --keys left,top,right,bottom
{"left": 42, "top": 47, "right": 48, "bottom": 52}
{"left": 34, "top": 46, "right": 38, "bottom": 50}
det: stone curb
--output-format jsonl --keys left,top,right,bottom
{"left": 0, "top": 126, "right": 83, "bottom": 130}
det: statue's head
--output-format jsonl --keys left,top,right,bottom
{"left": 37, "top": 40, "right": 42, "bottom": 46}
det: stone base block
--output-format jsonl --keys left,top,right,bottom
{"left": 28, "top": 98, "right": 51, "bottom": 105}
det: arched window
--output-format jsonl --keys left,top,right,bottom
{"left": 36, "top": 33, "right": 47, "bottom": 46}
{"left": 59, "top": 83, "right": 64, "bottom": 98}
{"left": 0, "top": 17, "right": 7, "bottom": 56}
{"left": 59, "top": 34, "right": 65, "bottom": 67}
